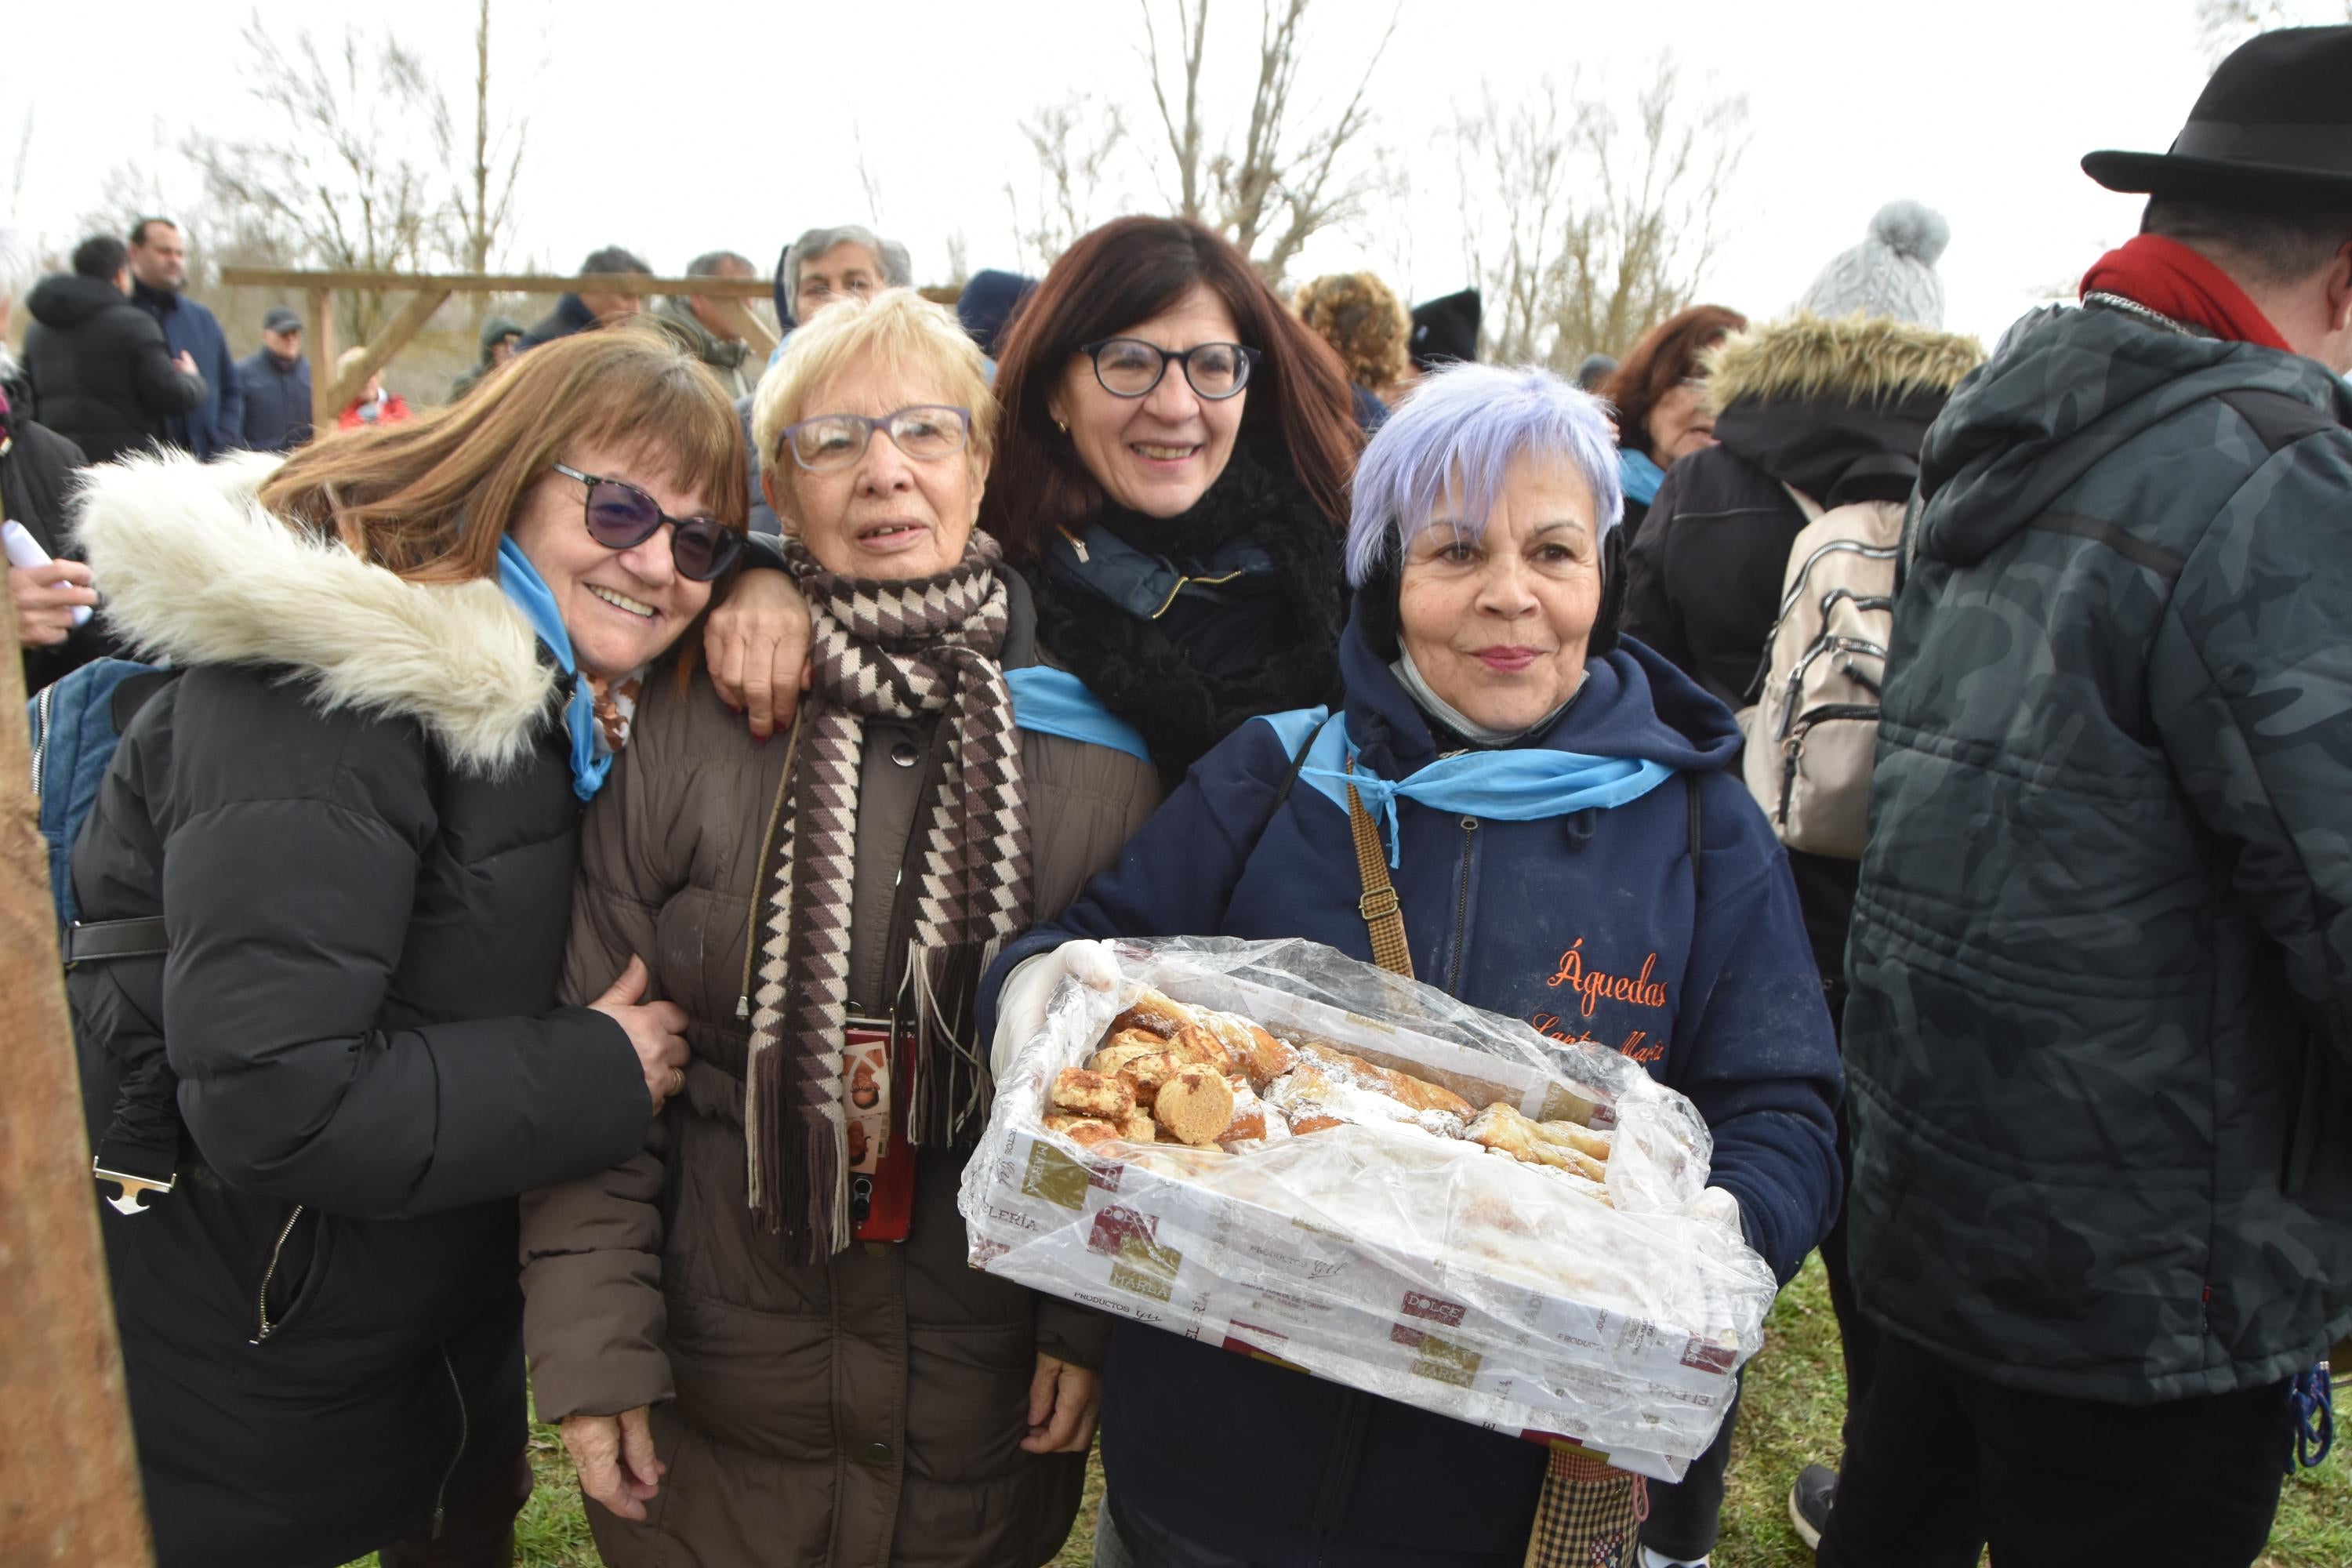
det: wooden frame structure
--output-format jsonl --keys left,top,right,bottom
{"left": 217, "top": 268, "right": 779, "bottom": 428}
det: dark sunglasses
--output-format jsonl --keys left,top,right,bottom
{"left": 551, "top": 463, "right": 744, "bottom": 583}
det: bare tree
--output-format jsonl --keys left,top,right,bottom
{"left": 438, "top": 0, "right": 528, "bottom": 287}
{"left": 1135, "top": 0, "right": 1396, "bottom": 282}
{"left": 185, "top": 15, "right": 451, "bottom": 342}
{"left": 1004, "top": 93, "right": 1131, "bottom": 272}
{"left": 1455, "top": 60, "right": 1746, "bottom": 370}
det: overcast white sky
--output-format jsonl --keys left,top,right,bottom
{"left": 0, "top": 0, "right": 2310, "bottom": 347}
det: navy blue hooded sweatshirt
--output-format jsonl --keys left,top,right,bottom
{"left": 991, "top": 619, "right": 1840, "bottom": 1567}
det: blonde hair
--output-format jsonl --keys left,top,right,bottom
{"left": 335, "top": 345, "right": 376, "bottom": 378}
{"left": 750, "top": 288, "right": 997, "bottom": 476}
{"left": 261, "top": 325, "right": 747, "bottom": 583}
{"left": 1294, "top": 272, "right": 1410, "bottom": 393}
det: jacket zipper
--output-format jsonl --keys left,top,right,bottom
{"left": 249, "top": 1203, "right": 305, "bottom": 1344}
{"left": 1777, "top": 704, "right": 1881, "bottom": 826}
{"left": 1445, "top": 818, "right": 1478, "bottom": 996}
{"left": 430, "top": 1346, "right": 470, "bottom": 1539}
{"left": 30, "top": 683, "right": 54, "bottom": 788}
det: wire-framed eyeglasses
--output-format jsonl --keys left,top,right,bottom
{"left": 1078, "top": 338, "right": 1261, "bottom": 400}
{"left": 775, "top": 405, "right": 974, "bottom": 474}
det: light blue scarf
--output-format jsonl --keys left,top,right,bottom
{"left": 1003, "top": 666, "right": 1152, "bottom": 764}
{"left": 1258, "top": 706, "right": 1675, "bottom": 867}
{"left": 496, "top": 536, "right": 612, "bottom": 801}
{"left": 1620, "top": 448, "right": 1667, "bottom": 506}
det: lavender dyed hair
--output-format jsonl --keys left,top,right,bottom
{"left": 1342, "top": 362, "right": 1624, "bottom": 587}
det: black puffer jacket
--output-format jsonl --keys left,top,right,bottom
{"left": 21, "top": 273, "right": 206, "bottom": 464}
{"left": 1624, "top": 314, "right": 1981, "bottom": 981}
{"left": 67, "top": 452, "right": 655, "bottom": 1568}
{"left": 0, "top": 412, "right": 111, "bottom": 692}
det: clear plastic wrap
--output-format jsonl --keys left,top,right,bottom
{"left": 957, "top": 937, "right": 1778, "bottom": 1481}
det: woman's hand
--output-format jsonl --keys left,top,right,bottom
{"left": 989, "top": 940, "right": 1123, "bottom": 1080}
{"left": 703, "top": 569, "right": 812, "bottom": 740}
{"left": 9, "top": 560, "right": 97, "bottom": 647}
{"left": 562, "top": 1406, "right": 665, "bottom": 1521}
{"left": 1021, "top": 1352, "right": 1100, "bottom": 1454}
{"left": 590, "top": 955, "right": 691, "bottom": 1112}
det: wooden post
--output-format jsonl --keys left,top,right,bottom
{"left": 306, "top": 289, "right": 337, "bottom": 434}
{"left": 0, "top": 645, "right": 154, "bottom": 1565}
{"left": 316, "top": 289, "right": 456, "bottom": 416}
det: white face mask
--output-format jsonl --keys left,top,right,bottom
{"left": 1391, "top": 644, "right": 1579, "bottom": 748}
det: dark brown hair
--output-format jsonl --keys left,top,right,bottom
{"left": 981, "top": 216, "right": 1360, "bottom": 562}
{"left": 1602, "top": 304, "right": 1748, "bottom": 460}
{"left": 260, "top": 325, "right": 747, "bottom": 583}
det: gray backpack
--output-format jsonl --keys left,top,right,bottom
{"left": 1737, "top": 484, "right": 1903, "bottom": 858}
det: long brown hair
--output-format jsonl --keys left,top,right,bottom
{"left": 1602, "top": 304, "right": 1747, "bottom": 461}
{"left": 260, "top": 325, "right": 748, "bottom": 582}
{"left": 981, "top": 216, "right": 1359, "bottom": 563}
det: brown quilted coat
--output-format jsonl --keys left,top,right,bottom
{"left": 520, "top": 580, "right": 1160, "bottom": 1567}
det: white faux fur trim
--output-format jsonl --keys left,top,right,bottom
{"left": 74, "top": 450, "right": 557, "bottom": 776}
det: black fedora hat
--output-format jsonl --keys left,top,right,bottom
{"left": 2083, "top": 26, "right": 2352, "bottom": 205}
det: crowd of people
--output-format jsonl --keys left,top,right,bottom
{"left": 4, "top": 22, "right": 2349, "bottom": 1568}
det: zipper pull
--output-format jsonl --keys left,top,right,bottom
{"left": 736, "top": 994, "right": 750, "bottom": 1020}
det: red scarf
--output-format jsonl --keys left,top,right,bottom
{"left": 2078, "top": 234, "right": 2290, "bottom": 350}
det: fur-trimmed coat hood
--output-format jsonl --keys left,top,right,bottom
{"left": 1699, "top": 313, "right": 1984, "bottom": 508}
{"left": 75, "top": 450, "right": 557, "bottom": 775}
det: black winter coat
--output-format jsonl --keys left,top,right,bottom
{"left": 1624, "top": 314, "right": 1980, "bottom": 983}
{"left": 66, "top": 452, "right": 655, "bottom": 1568}
{"left": 22, "top": 274, "right": 206, "bottom": 464}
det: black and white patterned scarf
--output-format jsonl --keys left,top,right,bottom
{"left": 745, "top": 534, "right": 1033, "bottom": 1258}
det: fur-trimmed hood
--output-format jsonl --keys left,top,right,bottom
{"left": 1704, "top": 312, "right": 1983, "bottom": 413}
{"left": 74, "top": 450, "right": 557, "bottom": 775}
{"left": 1697, "top": 314, "right": 1985, "bottom": 506}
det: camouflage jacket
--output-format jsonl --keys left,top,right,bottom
{"left": 1845, "top": 300, "right": 2352, "bottom": 1403}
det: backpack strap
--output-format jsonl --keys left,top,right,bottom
{"left": 63, "top": 916, "right": 169, "bottom": 967}
{"left": 1261, "top": 711, "right": 1333, "bottom": 826}
{"left": 1345, "top": 754, "right": 1415, "bottom": 979}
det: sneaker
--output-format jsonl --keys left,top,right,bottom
{"left": 1636, "top": 1548, "right": 1709, "bottom": 1568}
{"left": 1788, "top": 1463, "right": 1838, "bottom": 1549}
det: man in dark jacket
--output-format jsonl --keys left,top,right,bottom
{"left": 1821, "top": 27, "right": 2352, "bottom": 1567}
{"left": 128, "top": 218, "right": 241, "bottom": 457}
{"left": 22, "top": 235, "right": 208, "bottom": 465}
{"left": 518, "top": 246, "right": 652, "bottom": 350}
{"left": 235, "top": 307, "right": 311, "bottom": 452}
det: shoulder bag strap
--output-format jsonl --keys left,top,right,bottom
{"left": 1344, "top": 754, "right": 1415, "bottom": 979}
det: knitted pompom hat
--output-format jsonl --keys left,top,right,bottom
{"left": 1795, "top": 200, "right": 1951, "bottom": 327}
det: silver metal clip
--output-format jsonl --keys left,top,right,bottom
{"left": 93, "top": 1160, "right": 176, "bottom": 1216}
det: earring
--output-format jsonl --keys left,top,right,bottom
{"left": 1054, "top": 418, "right": 1069, "bottom": 434}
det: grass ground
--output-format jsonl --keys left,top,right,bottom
{"left": 350, "top": 1256, "right": 2348, "bottom": 1566}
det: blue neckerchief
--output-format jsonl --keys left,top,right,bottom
{"left": 1004, "top": 666, "right": 1152, "bottom": 765}
{"left": 496, "top": 536, "right": 610, "bottom": 801}
{"left": 1620, "top": 448, "right": 1667, "bottom": 506}
{"left": 1258, "top": 706, "right": 1676, "bottom": 867}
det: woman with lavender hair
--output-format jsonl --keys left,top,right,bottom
{"left": 989, "top": 363, "right": 1841, "bottom": 1568}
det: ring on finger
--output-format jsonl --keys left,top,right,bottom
{"left": 669, "top": 1066, "right": 685, "bottom": 1097}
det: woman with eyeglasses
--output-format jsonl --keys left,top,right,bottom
{"left": 518, "top": 290, "right": 1162, "bottom": 1568}
{"left": 64, "top": 327, "right": 747, "bottom": 1568}
{"left": 701, "top": 216, "right": 1363, "bottom": 787}
{"left": 1599, "top": 304, "right": 1748, "bottom": 539}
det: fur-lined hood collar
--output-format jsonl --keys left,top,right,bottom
{"left": 75, "top": 451, "right": 557, "bottom": 775}
{"left": 1704, "top": 312, "right": 1984, "bottom": 413}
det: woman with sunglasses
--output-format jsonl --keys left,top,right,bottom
{"left": 519, "top": 290, "right": 1162, "bottom": 1568}
{"left": 703, "top": 216, "right": 1363, "bottom": 787}
{"left": 64, "top": 326, "right": 747, "bottom": 1568}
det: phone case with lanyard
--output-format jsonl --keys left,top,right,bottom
{"left": 844, "top": 1015, "right": 916, "bottom": 1242}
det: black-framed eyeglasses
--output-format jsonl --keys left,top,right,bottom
{"left": 551, "top": 462, "right": 746, "bottom": 582}
{"left": 1078, "top": 338, "right": 1260, "bottom": 400}
{"left": 776, "top": 405, "right": 973, "bottom": 474}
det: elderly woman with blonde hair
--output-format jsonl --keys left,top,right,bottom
{"left": 520, "top": 289, "right": 1161, "bottom": 1568}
